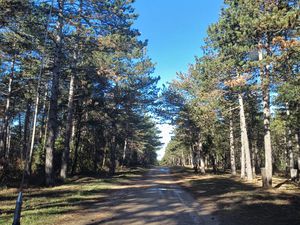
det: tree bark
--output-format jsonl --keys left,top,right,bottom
{"left": 259, "top": 46, "right": 272, "bottom": 188}
{"left": 1, "top": 56, "right": 15, "bottom": 158}
{"left": 191, "top": 144, "right": 198, "bottom": 173}
{"left": 198, "top": 139, "right": 205, "bottom": 174}
{"left": 252, "top": 141, "right": 258, "bottom": 177}
{"left": 109, "top": 132, "right": 117, "bottom": 175}
{"left": 122, "top": 138, "right": 128, "bottom": 166}
{"left": 285, "top": 102, "right": 294, "bottom": 178}
{"left": 230, "top": 111, "right": 236, "bottom": 175}
{"left": 239, "top": 93, "right": 253, "bottom": 181}
{"left": 22, "top": 101, "right": 31, "bottom": 161}
{"left": 18, "top": 113, "right": 23, "bottom": 161}
{"left": 71, "top": 114, "right": 82, "bottom": 175}
{"left": 45, "top": 0, "right": 65, "bottom": 186}
{"left": 60, "top": 73, "right": 75, "bottom": 179}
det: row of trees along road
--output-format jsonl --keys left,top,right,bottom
{"left": 0, "top": 0, "right": 162, "bottom": 186}
{"left": 161, "top": 0, "right": 299, "bottom": 188}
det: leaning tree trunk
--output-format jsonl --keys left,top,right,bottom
{"left": 45, "top": 0, "right": 65, "bottom": 186}
{"left": 239, "top": 93, "right": 253, "bottom": 181}
{"left": 229, "top": 111, "right": 236, "bottom": 175}
{"left": 259, "top": 46, "right": 273, "bottom": 188}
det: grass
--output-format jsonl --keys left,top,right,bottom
{"left": 0, "top": 168, "right": 146, "bottom": 225}
{"left": 171, "top": 167, "right": 300, "bottom": 225}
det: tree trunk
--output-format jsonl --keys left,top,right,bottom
{"left": 230, "top": 111, "right": 236, "bottom": 175}
{"left": 39, "top": 87, "right": 48, "bottom": 141}
{"left": 239, "top": 93, "right": 253, "bottom": 181}
{"left": 45, "top": 0, "right": 65, "bottom": 186}
{"left": 1, "top": 57, "right": 15, "bottom": 158}
{"left": 198, "top": 140, "right": 205, "bottom": 174}
{"left": 122, "top": 138, "right": 128, "bottom": 167}
{"left": 191, "top": 144, "right": 198, "bottom": 173}
{"left": 259, "top": 46, "right": 272, "bottom": 188}
{"left": 285, "top": 102, "right": 294, "bottom": 178}
{"left": 296, "top": 130, "right": 300, "bottom": 151}
{"left": 109, "top": 132, "right": 117, "bottom": 175}
{"left": 212, "top": 154, "right": 217, "bottom": 174}
{"left": 26, "top": 93, "right": 40, "bottom": 177}
{"left": 5, "top": 125, "right": 11, "bottom": 159}
{"left": 60, "top": 73, "right": 75, "bottom": 179}
{"left": 71, "top": 119, "right": 81, "bottom": 175}
{"left": 18, "top": 113, "right": 23, "bottom": 161}
{"left": 22, "top": 101, "right": 31, "bottom": 162}
{"left": 252, "top": 141, "right": 257, "bottom": 177}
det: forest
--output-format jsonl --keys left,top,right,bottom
{"left": 0, "top": 0, "right": 299, "bottom": 189}
{"left": 0, "top": 0, "right": 300, "bottom": 225}
{"left": 0, "top": 0, "right": 162, "bottom": 187}
{"left": 161, "top": 0, "right": 299, "bottom": 188}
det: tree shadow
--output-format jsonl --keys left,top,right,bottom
{"left": 175, "top": 171, "right": 300, "bottom": 225}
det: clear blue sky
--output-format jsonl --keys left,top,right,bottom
{"left": 133, "top": 0, "right": 224, "bottom": 86}
{"left": 133, "top": 0, "right": 224, "bottom": 159}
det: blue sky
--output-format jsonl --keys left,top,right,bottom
{"left": 133, "top": 0, "right": 224, "bottom": 159}
{"left": 134, "top": 0, "right": 224, "bottom": 86}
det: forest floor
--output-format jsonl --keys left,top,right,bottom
{"left": 171, "top": 166, "right": 300, "bottom": 225}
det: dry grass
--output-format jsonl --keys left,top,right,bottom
{"left": 171, "top": 167, "right": 300, "bottom": 225}
{"left": 0, "top": 168, "right": 145, "bottom": 225}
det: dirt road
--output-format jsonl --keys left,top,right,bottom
{"left": 63, "top": 167, "right": 218, "bottom": 225}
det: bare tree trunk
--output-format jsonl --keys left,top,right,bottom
{"left": 285, "top": 102, "right": 294, "bottom": 178}
{"left": 22, "top": 101, "right": 31, "bottom": 162}
{"left": 1, "top": 56, "right": 15, "bottom": 158}
{"left": 18, "top": 113, "right": 23, "bottom": 161}
{"left": 191, "top": 144, "right": 198, "bottom": 173}
{"left": 39, "top": 87, "right": 48, "bottom": 141}
{"left": 122, "top": 138, "right": 128, "bottom": 166}
{"left": 45, "top": 0, "right": 65, "bottom": 186}
{"left": 5, "top": 125, "right": 11, "bottom": 159}
{"left": 198, "top": 139, "right": 205, "bottom": 174}
{"left": 60, "top": 73, "right": 75, "bottom": 179}
{"left": 230, "top": 111, "right": 236, "bottom": 175}
{"left": 239, "top": 93, "right": 253, "bottom": 181}
{"left": 26, "top": 95, "right": 39, "bottom": 176}
{"left": 71, "top": 114, "right": 82, "bottom": 175}
{"left": 181, "top": 149, "right": 186, "bottom": 166}
{"left": 259, "top": 46, "right": 272, "bottom": 188}
{"left": 109, "top": 132, "right": 117, "bottom": 175}
{"left": 296, "top": 131, "right": 300, "bottom": 151}
{"left": 212, "top": 154, "right": 217, "bottom": 174}
{"left": 252, "top": 141, "right": 257, "bottom": 177}
{"left": 295, "top": 130, "right": 300, "bottom": 171}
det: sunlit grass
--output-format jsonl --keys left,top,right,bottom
{"left": 0, "top": 168, "right": 145, "bottom": 225}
